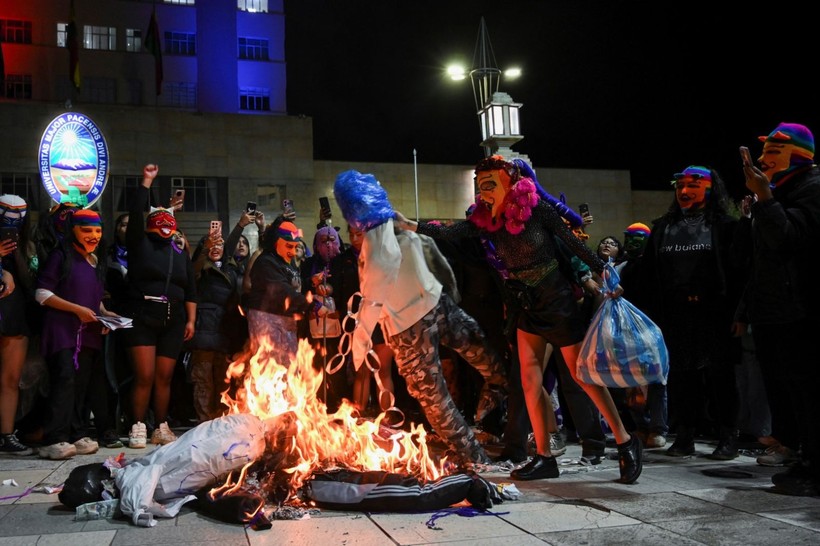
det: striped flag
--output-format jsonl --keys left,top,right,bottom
{"left": 67, "top": 0, "right": 81, "bottom": 90}
{"left": 145, "top": 8, "right": 163, "bottom": 95}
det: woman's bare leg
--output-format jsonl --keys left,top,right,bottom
{"left": 152, "top": 355, "right": 177, "bottom": 424}
{"left": 518, "top": 329, "right": 557, "bottom": 456}
{"left": 0, "top": 336, "right": 28, "bottom": 433}
{"left": 129, "top": 345, "right": 156, "bottom": 423}
{"left": 560, "top": 342, "right": 630, "bottom": 444}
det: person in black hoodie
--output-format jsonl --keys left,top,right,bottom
{"left": 733, "top": 123, "right": 820, "bottom": 497}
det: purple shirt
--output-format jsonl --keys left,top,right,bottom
{"left": 37, "top": 248, "right": 105, "bottom": 357}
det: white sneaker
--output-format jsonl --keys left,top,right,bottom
{"left": 129, "top": 422, "right": 147, "bottom": 449}
{"left": 550, "top": 431, "right": 567, "bottom": 457}
{"left": 150, "top": 422, "right": 177, "bottom": 445}
{"left": 73, "top": 436, "right": 99, "bottom": 455}
{"left": 39, "top": 442, "right": 77, "bottom": 460}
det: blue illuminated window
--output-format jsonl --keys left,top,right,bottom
{"left": 238, "top": 37, "right": 269, "bottom": 61}
{"left": 165, "top": 31, "right": 196, "bottom": 55}
{"left": 239, "top": 88, "right": 270, "bottom": 111}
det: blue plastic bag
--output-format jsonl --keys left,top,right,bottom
{"left": 576, "top": 263, "right": 669, "bottom": 387}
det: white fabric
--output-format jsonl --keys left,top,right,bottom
{"left": 353, "top": 220, "right": 442, "bottom": 367}
{"left": 114, "top": 414, "right": 267, "bottom": 527}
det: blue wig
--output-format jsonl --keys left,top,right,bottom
{"left": 511, "top": 158, "right": 584, "bottom": 228}
{"left": 333, "top": 170, "right": 394, "bottom": 232}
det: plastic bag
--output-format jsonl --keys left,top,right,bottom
{"left": 59, "top": 462, "right": 114, "bottom": 509}
{"left": 576, "top": 263, "right": 669, "bottom": 387}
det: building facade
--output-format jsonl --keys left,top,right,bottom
{"left": 0, "top": 0, "right": 667, "bottom": 247}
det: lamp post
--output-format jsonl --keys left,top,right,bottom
{"left": 468, "top": 18, "right": 529, "bottom": 164}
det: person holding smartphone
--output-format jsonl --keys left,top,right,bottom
{"left": 732, "top": 123, "right": 820, "bottom": 497}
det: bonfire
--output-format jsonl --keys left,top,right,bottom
{"left": 216, "top": 337, "right": 452, "bottom": 506}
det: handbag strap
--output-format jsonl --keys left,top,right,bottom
{"left": 163, "top": 244, "right": 174, "bottom": 296}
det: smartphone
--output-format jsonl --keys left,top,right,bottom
{"left": 578, "top": 203, "right": 590, "bottom": 217}
{"left": 0, "top": 226, "right": 19, "bottom": 244}
{"left": 739, "top": 146, "right": 753, "bottom": 167}
{"left": 171, "top": 188, "right": 185, "bottom": 210}
{"left": 282, "top": 198, "right": 294, "bottom": 215}
{"left": 246, "top": 201, "right": 257, "bottom": 215}
{"left": 209, "top": 220, "right": 222, "bottom": 238}
{"left": 319, "top": 196, "right": 330, "bottom": 212}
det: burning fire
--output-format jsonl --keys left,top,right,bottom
{"left": 217, "top": 337, "right": 448, "bottom": 504}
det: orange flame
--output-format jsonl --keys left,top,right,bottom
{"left": 217, "top": 336, "right": 447, "bottom": 503}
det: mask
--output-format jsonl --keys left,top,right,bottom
{"left": 314, "top": 226, "right": 340, "bottom": 263}
{"left": 477, "top": 168, "right": 513, "bottom": 219}
{"left": 275, "top": 221, "right": 300, "bottom": 262}
{"left": 0, "top": 194, "right": 27, "bottom": 229}
{"left": 757, "top": 123, "right": 815, "bottom": 186}
{"left": 146, "top": 209, "right": 177, "bottom": 239}
{"left": 672, "top": 166, "right": 712, "bottom": 212}
{"left": 70, "top": 209, "right": 103, "bottom": 254}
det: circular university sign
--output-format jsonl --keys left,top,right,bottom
{"left": 38, "top": 112, "right": 109, "bottom": 207}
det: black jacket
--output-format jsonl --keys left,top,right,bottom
{"left": 733, "top": 165, "right": 820, "bottom": 325}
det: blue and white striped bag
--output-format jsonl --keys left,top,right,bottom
{"left": 576, "top": 262, "right": 669, "bottom": 387}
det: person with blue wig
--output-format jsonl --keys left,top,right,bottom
{"left": 333, "top": 169, "right": 507, "bottom": 466}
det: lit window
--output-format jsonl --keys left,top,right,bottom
{"left": 237, "top": 0, "right": 268, "bottom": 13}
{"left": 84, "top": 25, "right": 117, "bottom": 51}
{"left": 1, "top": 19, "right": 33, "bottom": 44}
{"left": 239, "top": 88, "right": 270, "bottom": 111}
{"left": 161, "top": 82, "right": 197, "bottom": 109}
{"left": 126, "top": 29, "right": 143, "bottom": 52}
{"left": 238, "top": 37, "right": 269, "bottom": 60}
{"left": 164, "top": 0, "right": 196, "bottom": 5}
{"left": 3, "top": 74, "right": 32, "bottom": 100}
{"left": 165, "top": 31, "right": 196, "bottom": 55}
{"left": 57, "top": 22, "right": 68, "bottom": 47}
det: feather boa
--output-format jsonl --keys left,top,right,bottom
{"left": 468, "top": 178, "right": 539, "bottom": 235}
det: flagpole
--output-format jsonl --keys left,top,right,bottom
{"left": 413, "top": 149, "right": 419, "bottom": 222}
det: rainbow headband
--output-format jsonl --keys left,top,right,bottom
{"left": 624, "top": 222, "right": 650, "bottom": 237}
{"left": 277, "top": 221, "right": 299, "bottom": 241}
{"left": 70, "top": 209, "right": 102, "bottom": 227}
{"left": 671, "top": 166, "right": 712, "bottom": 188}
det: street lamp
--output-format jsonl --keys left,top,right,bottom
{"left": 467, "top": 18, "right": 529, "bottom": 163}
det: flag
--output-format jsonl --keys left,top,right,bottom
{"left": 66, "top": 0, "right": 80, "bottom": 90}
{"left": 145, "top": 8, "right": 163, "bottom": 95}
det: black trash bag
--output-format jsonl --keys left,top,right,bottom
{"left": 58, "top": 463, "right": 113, "bottom": 509}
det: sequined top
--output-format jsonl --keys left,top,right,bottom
{"left": 417, "top": 200, "right": 605, "bottom": 286}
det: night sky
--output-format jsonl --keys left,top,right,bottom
{"left": 284, "top": 1, "right": 820, "bottom": 199}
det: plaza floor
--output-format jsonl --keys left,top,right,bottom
{"left": 1, "top": 434, "right": 819, "bottom": 546}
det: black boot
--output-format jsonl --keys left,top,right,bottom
{"left": 708, "top": 428, "right": 739, "bottom": 460}
{"left": 616, "top": 434, "right": 643, "bottom": 484}
{"left": 510, "top": 454, "right": 559, "bottom": 481}
{"left": 666, "top": 427, "right": 696, "bottom": 457}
